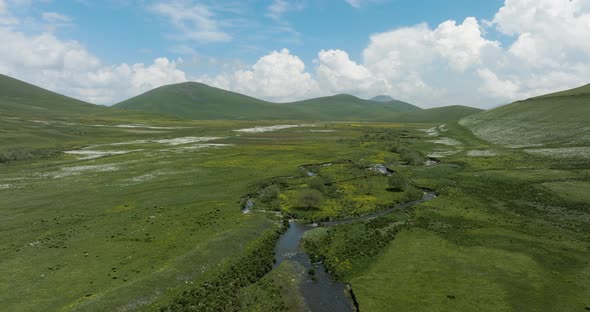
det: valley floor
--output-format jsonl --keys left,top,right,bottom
{"left": 1, "top": 116, "right": 588, "bottom": 311}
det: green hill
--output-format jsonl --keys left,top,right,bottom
{"left": 115, "top": 82, "right": 422, "bottom": 121}
{"left": 460, "top": 84, "right": 590, "bottom": 146}
{"left": 283, "top": 94, "right": 421, "bottom": 120}
{"left": 114, "top": 82, "right": 291, "bottom": 120}
{"left": 395, "top": 105, "right": 483, "bottom": 123}
{"left": 0, "top": 74, "right": 182, "bottom": 150}
{"left": 114, "top": 81, "right": 479, "bottom": 122}
{"left": 0, "top": 74, "right": 102, "bottom": 117}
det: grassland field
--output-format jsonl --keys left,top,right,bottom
{"left": 1, "top": 108, "right": 589, "bottom": 311}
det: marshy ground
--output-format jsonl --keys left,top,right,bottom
{"left": 1, "top": 116, "right": 588, "bottom": 311}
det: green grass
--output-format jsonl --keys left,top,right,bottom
{"left": 341, "top": 121, "right": 590, "bottom": 312}
{"left": 0, "top": 105, "right": 420, "bottom": 311}
{"left": 460, "top": 83, "right": 590, "bottom": 146}
{"left": 2, "top": 75, "right": 589, "bottom": 311}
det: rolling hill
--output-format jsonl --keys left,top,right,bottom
{"left": 0, "top": 74, "right": 182, "bottom": 150}
{"left": 460, "top": 84, "right": 590, "bottom": 147}
{"left": 0, "top": 74, "right": 483, "bottom": 123}
{"left": 0, "top": 74, "right": 101, "bottom": 117}
{"left": 114, "top": 81, "right": 479, "bottom": 122}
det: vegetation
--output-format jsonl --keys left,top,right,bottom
{"left": 303, "top": 211, "right": 410, "bottom": 279}
{"left": 297, "top": 189, "right": 323, "bottom": 209}
{"left": 161, "top": 227, "right": 284, "bottom": 312}
{"left": 114, "top": 81, "right": 482, "bottom": 122}
{"left": 460, "top": 83, "right": 590, "bottom": 146}
{"left": 1, "top": 74, "right": 588, "bottom": 312}
{"left": 387, "top": 174, "right": 407, "bottom": 192}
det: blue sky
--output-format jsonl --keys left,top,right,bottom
{"left": 0, "top": 0, "right": 588, "bottom": 107}
{"left": 21, "top": 0, "right": 504, "bottom": 70}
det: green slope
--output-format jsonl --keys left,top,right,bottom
{"left": 0, "top": 74, "right": 101, "bottom": 116}
{"left": 114, "top": 82, "right": 291, "bottom": 120}
{"left": 114, "top": 81, "right": 480, "bottom": 122}
{"left": 395, "top": 105, "right": 483, "bottom": 123}
{"left": 284, "top": 94, "right": 421, "bottom": 120}
{"left": 460, "top": 84, "right": 590, "bottom": 146}
{"left": 0, "top": 74, "right": 185, "bottom": 150}
{"left": 115, "top": 82, "right": 422, "bottom": 121}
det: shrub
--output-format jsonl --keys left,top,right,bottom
{"left": 388, "top": 174, "right": 407, "bottom": 192}
{"left": 297, "top": 189, "right": 323, "bottom": 209}
{"left": 398, "top": 147, "right": 423, "bottom": 165}
{"left": 307, "top": 176, "right": 326, "bottom": 193}
{"left": 260, "top": 185, "right": 280, "bottom": 204}
{"left": 0, "top": 149, "right": 33, "bottom": 163}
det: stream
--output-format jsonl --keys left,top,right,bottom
{"left": 272, "top": 190, "right": 437, "bottom": 311}
{"left": 247, "top": 163, "right": 437, "bottom": 311}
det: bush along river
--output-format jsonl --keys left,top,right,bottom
{"left": 246, "top": 163, "right": 437, "bottom": 312}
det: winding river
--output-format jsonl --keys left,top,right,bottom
{"left": 272, "top": 190, "right": 437, "bottom": 311}
{"left": 245, "top": 162, "right": 437, "bottom": 311}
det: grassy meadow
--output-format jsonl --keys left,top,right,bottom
{"left": 2, "top": 75, "right": 589, "bottom": 311}
{"left": 302, "top": 123, "right": 590, "bottom": 312}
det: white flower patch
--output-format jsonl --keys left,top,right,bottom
{"left": 31, "top": 120, "right": 50, "bottom": 125}
{"left": 152, "top": 137, "right": 222, "bottom": 146}
{"left": 51, "top": 164, "right": 119, "bottom": 178}
{"left": 438, "top": 124, "right": 448, "bottom": 132}
{"left": 109, "top": 137, "right": 222, "bottom": 146}
{"left": 467, "top": 150, "right": 498, "bottom": 157}
{"left": 310, "top": 130, "right": 336, "bottom": 133}
{"left": 234, "top": 124, "right": 315, "bottom": 133}
{"left": 428, "top": 150, "right": 462, "bottom": 158}
{"left": 64, "top": 150, "right": 142, "bottom": 160}
{"left": 524, "top": 147, "right": 590, "bottom": 159}
{"left": 0, "top": 184, "right": 15, "bottom": 189}
{"left": 429, "top": 137, "right": 462, "bottom": 146}
{"left": 419, "top": 127, "right": 439, "bottom": 137}
{"left": 177, "top": 143, "right": 234, "bottom": 151}
{"left": 92, "top": 124, "right": 189, "bottom": 130}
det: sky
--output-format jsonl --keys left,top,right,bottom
{"left": 0, "top": 0, "right": 589, "bottom": 108}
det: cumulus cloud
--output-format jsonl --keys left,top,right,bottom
{"left": 0, "top": 28, "right": 187, "bottom": 104}
{"left": 315, "top": 49, "right": 385, "bottom": 97}
{"left": 42, "top": 12, "right": 71, "bottom": 23}
{"left": 209, "top": 1, "right": 590, "bottom": 107}
{"left": 150, "top": 1, "right": 231, "bottom": 43}
{"left": 2, "top": 0, "right": 590, "bottom": 109}
{"left": 0, "top": 0, "right": 18, "bottom": 25}
{"left": 201, "top": 49, "right": 319, "bottom": 102}
{"left": 267, "top": 0, "right": 289, "bottom": 20}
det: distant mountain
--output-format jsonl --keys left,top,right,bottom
{"left": 114, "top": 82, "right": 289, "bottom": 120}
{"left": 370, "top": 95, "right": 396, "bottom": 102}
{"left": 0, "top": 74, "right": 101, "bottom": 116}
{"left": 460, "top": 84, "right": 590, "bottom": 146}
{"left": 283, "top": 94, "right": 421, "bottom": 120}
{"left": 115, "top": 82, "right": 479, "bottom": 122}
{"left": 0, "top": 74, "right": 482, "bottom": 123}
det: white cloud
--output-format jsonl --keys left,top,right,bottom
{"left": 2, "top": 0, "right": 590, "bottom": 110}
{"left": 150, "top": 1, "right": 231, "bottom": 43}
{"left": 267, "top": 0, "right": 289, "bottom": 20}
{"left": 315, "top": 49, "right": 385, "bottom": 97}
{"left": 202, "top": 48, "right": 319, "bottom": 102}
{"left": 0, "top": 0, "right": 18, "bottom": 25}
{"left": 42, "top": 12, "right": 71, "bottom": 23}
{"left": 193, "top": 1, "right": 590, "bottom": 108}
{"left": 476, "top": 68, "right": 519, "bottom": 99}
{"left": 345, "top": 0, "right": 362, "bottom": 8}
{"left": 0, "top": 28, "right": 187, "bottom": 104}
